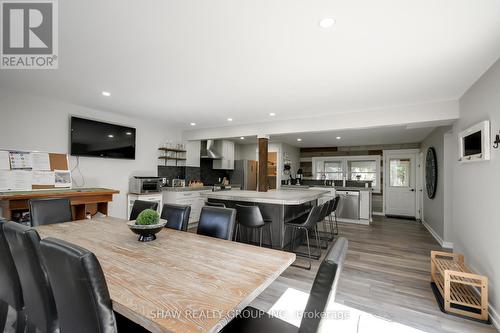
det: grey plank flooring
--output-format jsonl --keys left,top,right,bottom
{"left": 250, "top": 216, "right": 498, "bottom": 333}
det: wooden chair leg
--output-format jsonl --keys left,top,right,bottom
{"left": 0, "top": 301, "right": 8, "bottom": 333}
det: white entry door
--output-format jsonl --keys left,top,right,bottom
{"left": 384, "top": 150, "right": 418, "bottom": 218}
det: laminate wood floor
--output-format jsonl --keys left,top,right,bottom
{"left": 249, "top": 216, "right": 498, "bottom": 333}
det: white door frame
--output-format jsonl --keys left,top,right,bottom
{"left": 417, "top": 151, "right": 424, "bottom": 221}
{"left": 382, "top": 149, "right": 421, "bottom": 218}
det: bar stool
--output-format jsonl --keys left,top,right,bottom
{"left": 331, "top": 195, "right": 340, "bottom": 235}
{"left": 235, "top": 205, "right": 273, "bottom": 248}
{"left": 318, "top": 199, "right": 335, "bottom": 242}
{"left": 285, "top": 205, "right": 322, "bottom": 270}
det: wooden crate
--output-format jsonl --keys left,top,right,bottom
{"left": 431, "top": 251, "right": 488, "bottom": 321}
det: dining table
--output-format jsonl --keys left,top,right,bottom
{"left": 35, "top": 216, "right": 296, "bottom": 333}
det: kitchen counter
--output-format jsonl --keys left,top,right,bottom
{"left": 280, "top": 185, "right": 373, "bottom": 192}
{"left": 161, "top": 186, "right": 213, "bottom": 192}
{"left": 203, "top": 189, "right": 329, "bottom": 205}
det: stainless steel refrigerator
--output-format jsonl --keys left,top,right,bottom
{"left": 232, "top": 160, "right": 258, "bottom": 190}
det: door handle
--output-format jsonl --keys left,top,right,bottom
{"left": 410, "top": 189, "right": 415, "bottom": 192}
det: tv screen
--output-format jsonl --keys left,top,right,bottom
{"left": 70, "top": 117, "right": 136, "bottom": 159}
{"left": 463, "top": 131, "right": 482, "bottom": 157}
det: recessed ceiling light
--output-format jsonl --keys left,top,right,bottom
{"left": 102, "top": 91, "right": 111, "bottom": 97}
{"left": 336, "top": 136, "right": 341, "bottom": 140}
{"left": 319, "top": 17, "right": 336, "bottom": 29}
{"left": 240, "top": 137, "right": 245, "bottom": 140}
{"left": 269, "top": 113, "right": 276, "bottom": 117}
{"left": 227, "top": 118, "right": 233, "bottom": 122}
{"left": 107, "top": 134, "right": 114, "bottom": 138}
{"left": 190, "top": 122, "right": 196, "bottom": 126}
{"left": 125, "top": 132, "right": 132, "bottom": 136}
{"left": 297, "top": 138, "right": 302, "bottom": 142}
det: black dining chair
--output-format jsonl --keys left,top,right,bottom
{"left": 161, "top": 203, "right": 191, "bottom": 231}
{"left": 222, "top": 237, "right": 349, "bottom": 333}
{"left": 197, "top": 206, "right": 236, "bottom": 241}
{"left": 205, "top": 201, "right": 226, "bottom": 208}
{"left": 0, "top": 221, "right": 26, "bottom": 333}
{"left": 129, "top": 200, "right": 159, "bottom": 221}
{"left": 235, "top": 204, "right": 273, "bottom": 248}
{"left": 29, "top": 198, "right": 73, "bottom": 226}
{"left": 3, "top": 222, "right": 59, "bottom": 333}
{"left": 39, "top": 237, "right": 150, "bottom": 333}
{"left": 285, "top": 205, "right": 323, "bottom": 270}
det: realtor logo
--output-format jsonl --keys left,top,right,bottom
{"left": 1, "top": 0, "right": 58, "bottom": 69}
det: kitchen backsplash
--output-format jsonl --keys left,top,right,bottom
{"left": 158, "top": 160, "right": 232, "bottom": 185}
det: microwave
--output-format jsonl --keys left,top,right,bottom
{"left": 129, "top": 177, "right": 161, "bottom": 194}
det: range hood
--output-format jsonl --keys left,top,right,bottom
{"left": 200, "top": 140, "right": 222, "bottom": 159}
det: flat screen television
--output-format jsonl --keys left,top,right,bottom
{"left": 70, "top": 117, "right": 136, "bottom": 159}
{"left": 458, "top": 120, "right": 490, "bottom": 162}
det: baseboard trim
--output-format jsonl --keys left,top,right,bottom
{"left": 421, "top": 219, "right": 453, "bottom": 249}
{"left": 372, "top": 211, "right": 385, "bottom": 216}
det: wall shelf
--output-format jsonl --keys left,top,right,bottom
{"left": 158, "top": 148, "right": 187, "bottom": 153}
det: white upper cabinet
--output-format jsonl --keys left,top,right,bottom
{"left": 213, "top": 140, "right": 235, "bottom": 170}
{"left": 185, "top": 141, "right": 201, "bottom": 167}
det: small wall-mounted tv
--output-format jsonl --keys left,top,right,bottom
{"left": 70, "top": 116, "right": 136, "bottom": 160}
{"left": 458, "top": 120, "right": 490, "bottom": 163}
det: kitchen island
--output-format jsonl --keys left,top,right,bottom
{"left": 204, "top": 189, "right": 329, "bottom": 249}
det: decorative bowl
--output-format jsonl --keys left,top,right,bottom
{"left": 127, "top": 219, "right": 167, "bottom": 242}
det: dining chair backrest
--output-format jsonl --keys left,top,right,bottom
{"left": 40, "top": 237, "right": 117, "bottom": 333}
{"left": 161, "top": 203, "right": 191, "bottom": 231}
{"left": 129, "top": 200, "right": 159, "bottom": 221}
{"left": 3, "top": 222, "right": 59, "bottom": 333}
{"left": 318, "top": 202, "right": 330, "bottom": 222}
{"left": 235, "top": 205, "right": 265, "bottom": 228}
{"left": 0, "top": 221, "right": 24, "bottom": 311}
{"left": 29, "top": 198, "right": 73, "bottom": 227}
{"left": 197, "top": 206, "right": 236, "bottom": 240}
{"left": 298, "top": 237, "right": 348, "bottom": 333}
{"left": 326, "top": 198, "right": 335, "bottom": 216}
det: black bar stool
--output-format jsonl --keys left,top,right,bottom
{"left": 285, "top": 205, "right": 322, "bottom": 270}
{"left": 332, "top": 195, "right": 340, "bottom": 235}
{"left": 235, "top": 205, "right": 273, "bottom": 248}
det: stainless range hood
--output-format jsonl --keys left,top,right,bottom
{"left": 200, "top": 140, "right": 222, "bottom": 159}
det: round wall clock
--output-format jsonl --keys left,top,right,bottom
{"left": 426, "top": 147, "right": 438, "bottom": 199}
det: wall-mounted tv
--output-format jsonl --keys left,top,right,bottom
{"left": 458, "top": 120, "right": 490, "bottom": 163}
{"left": 70, "top": 116, "right": 136, "bottom": 160}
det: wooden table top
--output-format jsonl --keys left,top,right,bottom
{"left": 0, "top": 188, "right": 119, "bottom": 200}
{"left": 36, "top": 217, "right": 295, "bottom": 333}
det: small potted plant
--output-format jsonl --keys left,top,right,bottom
{"left": 127, "top": 209, "right": 167, "bottom": 242}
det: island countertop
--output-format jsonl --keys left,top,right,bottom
{"left": 203, "top": 189, "right": 329, "bottom": 205}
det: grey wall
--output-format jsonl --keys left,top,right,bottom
{"left": 421, "top": 126, "right": 452, "bottom": 241}
{"left": 451, "top": 58, "right": 500, "bottom": 326}
{"left": 0, "top": 91, "right": 181, "bottom": 219}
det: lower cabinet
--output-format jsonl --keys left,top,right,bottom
{"left": 162, "top": 190, "right": 211, "bottom": 227}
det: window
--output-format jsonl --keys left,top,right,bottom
{"left": 348, "top": 160, "right": 378, "bottom": 187}
{"left": 312, "top": 155, "right": 381, "bottom": 192}
{"left": 389, "top": 159, "right": 410, "bottom": 187}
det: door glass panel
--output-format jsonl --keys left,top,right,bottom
{"left": 389, "top": 159, "right": 410, "bottom": 187}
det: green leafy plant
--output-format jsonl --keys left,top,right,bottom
{"left": 135, "top": 209, "right": 160, "bottom": 225}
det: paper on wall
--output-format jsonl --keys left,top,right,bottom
{"left": 32, "top": 171, "right": 55, "bottom": 186}
{"left": 10, "top": 170, "right": 32, "bottom": 191}
{"left": 54, "top": 170, "right": 71, "bottom": 188}
{"left": 0, "top": 151, "right": 10, "bottom": 170}
{"left": 31, "top": 152, "right": 51, "bottom": 171}
{"left": 9, "top": 151, "right": 33, "bottom": 170}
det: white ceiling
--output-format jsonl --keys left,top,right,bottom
{"left": 232, "top": 124, "right": 440, "bottom": 147}
{"left": 1, "top": 0, "right": 500, "bottom": 129}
